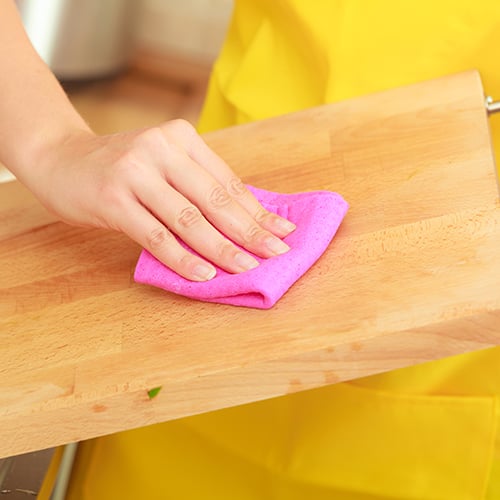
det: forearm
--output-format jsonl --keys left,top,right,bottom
{"left": 0, "top": 0, "right": 91, "bottom": 183}
{"left": 0, "top": 1, "right": 295, "bottom": 281}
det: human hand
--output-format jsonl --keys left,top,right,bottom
{"left": 26, "top": 119, "right": 296, "bottom": 281}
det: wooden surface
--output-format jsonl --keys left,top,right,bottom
{"left": 1, "top": 70, "right": 499, "bottom": 459}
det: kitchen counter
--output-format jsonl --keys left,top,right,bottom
{"left": 1, "top": 70, "right": 499, "bottom": 458}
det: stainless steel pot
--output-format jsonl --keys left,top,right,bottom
{"left": 16, "top": 0, "right": 137, "bottom": 80}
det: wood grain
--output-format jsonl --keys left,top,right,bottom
{"left": 1, "top": 70, "right": 499, "bottom": 458}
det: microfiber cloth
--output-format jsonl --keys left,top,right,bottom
{"left": 134, "top": 186, "right": 348, "bottom": 309}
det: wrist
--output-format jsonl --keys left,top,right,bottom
{"left": 12, "top": 123, "right": 94, "bottom": 189}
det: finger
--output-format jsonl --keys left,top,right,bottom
{"left": 117, "top": 197, "right": 217, "bottom": 282}
{"left": 157, "top": 148, "right": 291, "bottom": 259}
{"left": 162, "top": 121, "right": 296, "bottom": 238}
{"left": 135, "top": 176, "right": 261, "bottom": 274}
{"left": 193, "top": 144, "right": 296, "bottom": 237}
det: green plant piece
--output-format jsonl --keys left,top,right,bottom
{"left": 147, "top": 386, "right": 162, "bottom": 400}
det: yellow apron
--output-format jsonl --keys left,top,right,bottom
{"left": 59, "top": 2, "right": 500, "bottom": 499}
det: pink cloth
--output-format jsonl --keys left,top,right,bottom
{"left": 134, "top": 186, "right": 348, "bottom": 309}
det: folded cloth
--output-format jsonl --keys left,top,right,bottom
{"left": 134, "top": 186, "right": 348, "bottom": 309}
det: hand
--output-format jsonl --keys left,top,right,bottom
{"left": 27, "top": 119, "right": 296, "bottom": 281}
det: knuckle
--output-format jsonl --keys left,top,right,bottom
{"left": 163, "top": 119, "right": 196, "bottom": 141}
{"left": 243, "top": 225, "right": 266, "bottom": 244}
{"left": 254, "top": 207, "right": 271, "bottom": 225}
{"left": 162, "top": 119, "right": 203, "bottom": 156}
{"left": 96, "top": 163, "right": 138, "bottom": 219}
{"left": 147, "top": 226, "right": 172, "bottom": 250}
{"left": 176, "top": 206, "right": 202, "bottom": 229}
{"left": 131, "top": 128, "right": 173, "bottom": 161}
{"left": 207, "top": 185, "right": 232, "bottom": 210}
{"left": 169, "top": 118, "right": 195, "bottom": 134}
{"left": 226, "top": 177, "right": 246, "bottom": 198}
{"left": 113, "top": 155, "right": 144, "bottom": 184}
{"left": 179, "top": 253, "right": 194, "bottom": 267}
{"left": 98, "top": 180, "right": 127, "bottom": 209}
{"left": 132, "top": 127, "right": 165, "bottom": 148}
{"left": 215, "top": 240, "right": 236, "bottom": 260}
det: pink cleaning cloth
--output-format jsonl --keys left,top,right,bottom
{"left": 134, "top": 186, "right": 348, "bottom": 309}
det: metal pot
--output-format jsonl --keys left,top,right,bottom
{"left": 16, "top": 0, "right": 137, "bottom": 80}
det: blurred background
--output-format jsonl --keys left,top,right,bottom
{"left": 0, "top": 0, "right": 232, "bottom": 183}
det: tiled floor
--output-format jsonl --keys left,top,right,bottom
{"left": 0, "top": 449, "right": 54, "bottom": 498}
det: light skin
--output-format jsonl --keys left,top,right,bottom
{"left": 0, "top": 0, "right": 296, "bottom": 281}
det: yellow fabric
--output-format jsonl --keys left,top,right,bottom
{"left": 65, "top": 1, "right": 500, "bottom": 499}
{"left": 67, "top": 377, "right": 498, "bottom": 500}
{"left": 198, "top": 0, "right": 500, "bottom": 159}
{"left": 37, "top": 446, "right": 63, "bottom": 500}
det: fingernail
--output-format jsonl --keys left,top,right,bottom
{"left": 265, "top": 236, "right": 290, "bottom": 255}
{"left": 234, "top": 251, "right": 259, "bottom": 271}
{"left": 273, "top": 217, "right": 296, "bottom": 235}
{"left": 193, "top": 264, "right": 216, "bottom": 281}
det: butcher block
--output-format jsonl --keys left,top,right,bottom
{"left": 0, "top": 70, "right": 499, "bottom": 458}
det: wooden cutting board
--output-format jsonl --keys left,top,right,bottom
{"left": 0, "top": 70, "right": 499, "bottom": 458}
